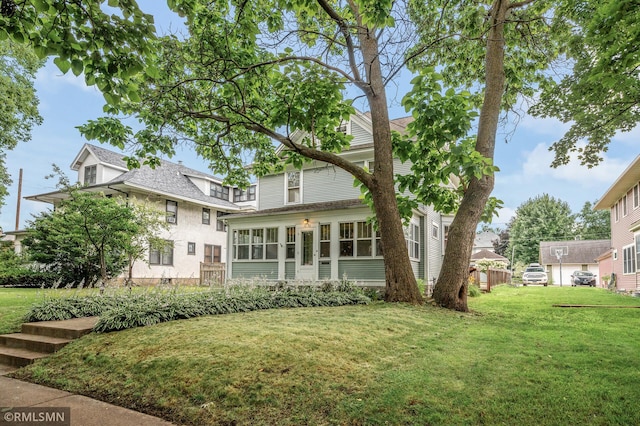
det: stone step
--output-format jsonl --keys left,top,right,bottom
{"left": 21, "top": 317, "right": 99, "bottom": 340}
{"left": 0, "top": 333, "right": 72, "bottom": 353}
{"left": 0, "top": 346, "right": 49, "bottom": 368}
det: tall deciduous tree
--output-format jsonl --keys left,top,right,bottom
{"left": 406, "top": 0, "right": 571, "bottom": 310}
{"left": 531, "top": 0, "right": 640, "bottom": 167}
{"left": 0, "top": 39, "right": 42, "bottom": 207}
{"left": 506, "top": 194, "right": 575, "bottom": 265}
{"left": 77, "top": 1, "right": 446, "bottom": 304}
{"left": 575, "top": 201, "right": 610, "bottom": 241}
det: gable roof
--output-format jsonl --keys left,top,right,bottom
{"left": 276, "top": 110, "right": 413, "bottom": 155}
{"left": 30, "top": 143, "right": 241, "bottom": 211}
{"left": 539, "top": 240, "right": 611, "bottom": 265}
{"left": 71, "top": 143, "right": 129, "bottom": 171}
{"left": 104, "top": 161, "right": 240, "bottom": 210}
{"left": 594, "top": 154, "right": 640, "bottom": 210}
{"left": 470, "top": 249, "right": 509, "bottom": 263}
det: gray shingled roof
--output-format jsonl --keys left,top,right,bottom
{"left": 85, "top": 144, "right": 129, "bottom": 169}
{"left": 224, "top": 199, "right": 366, "bottom": 220}
{"left": 83, "top": 144, "right": 240, "bottom": 210}
{"left": 470, "top": 249, "right": 509, "bottom": 263}
{"left": 540, "top": 240, "right": 611, "bottom": 264}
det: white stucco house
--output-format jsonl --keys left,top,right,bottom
{"left": 25, "top": 143, "right": 255, "bottom": 285}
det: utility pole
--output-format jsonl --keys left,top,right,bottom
{"left": 15, "top": 168, "right": 22, "bottom": 230}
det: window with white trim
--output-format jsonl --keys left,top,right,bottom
{"left": 634, "top": 185, "right": 639, "bottom": 209}
{"left": 166, "top": 200, "right": 178, "bottom": 224}
{"left": 339, "top": 221, "right": 380, "bottom": 257}
{"left": 614, "top": 203, "right": 619, "bottom": 222}
{"left": 287, "top": 171, "right": 301, "bottom": 203}
{"left": 636, "top": 234, "right": 640, "bottom": 272}
{"left": 149, "top": 240, "right": 174, "bottom": 265}
{"left": 286, "top": 227, "right": 295, "bottom": 259}
{"left": 233, "top": 227, "right": 278, "bottom": 260}
{"left": 432, "top": 222, "right": 439, "bottom": 239}
{"left": 84, "top": 165, "right": 97, "bottom": 185}
{"left": 357, "top": 222, "right": 373, "bottom": 256}
{"left": 320, "top": 224, "right": 331, "bottom": 258}
{"left": 623, "top": 244, "right": 636, "bottom": 274}
{"left": 235, "top": 230, "right": 250, "bottom": 260}
{"left": 622, "top": 195, "right": 628, "bottom": 217}
{"left": 406, "top": 223, "right": 420, "bottom": 259}
{"left": 187, "top": 242, "right": 196, "bottom": 255}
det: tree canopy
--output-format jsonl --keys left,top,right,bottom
{"left": 506, "top": 194, "right": 575, "bottom": 265}
{"left": 23, "top": 170, "right": 167, "bottom": 286}
{"left": 0, "top": 38, "right": 43, "bottom": 207}
{"left": 531, "top": 0, "right": 640, "bottom": 167}
{"left": 575, "top": 201, "right": 610, "bottom": 241}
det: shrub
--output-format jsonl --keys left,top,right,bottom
{"left": 468, "top": 284, "right": 482, "bottom": 298}
{"left": 0, "top": 269, "right": 59, "bottom": 288}
{"left": 24, "top": 285, "right": 372, "bottom": 333}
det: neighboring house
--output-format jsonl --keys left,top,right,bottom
{"left": 223, "top": 111, "right": 454, "bottom": 288}
{"left": 473, "top": 231, "right": 499, "bottom": 254}
{"left": 26, "top": 143, "right": 255, "bottom": 285}
{"left": 594, "top": 154, "right": 640, "bottom": 292}
{"left": 470, "top": 249, "right": 509, "bottom": 267}
{"left": 1, "top": 230, "right": 28, "bottom": 254}
{"left": 595, "top": 249, "right": 613, "bottom": 288}
{"left": 539, "top": 240, "right": 611, "bottom": 287}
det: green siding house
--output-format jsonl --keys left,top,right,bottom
{"left": 224, "top": 111, "right": 453, "bottom": 288}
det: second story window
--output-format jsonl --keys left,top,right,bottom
{"left": 287, "top": 171, "right": 300, "bottom": 203}
{"left": 202, "top": 208, "right": 211, "bottom": 225}
{"left": 166, "top": 200, "right": 178, "bottom": 224}
{"left": 216, "top": 211, "right": 226, "bottom": 232}
{"left": 211, "top": 183, "right": 229, "bottom": 200}
{"left": 84, "top": 165, "right": 97, "bottom": 185}
{"left": 233, "top": 185, "right": 256, "bottom": 202}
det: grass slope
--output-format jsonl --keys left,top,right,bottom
{"left": 8, "top": 286, "right": 640, "bottom": 425}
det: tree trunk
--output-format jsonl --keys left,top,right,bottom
{"left": 433, "top": 0, "right": 508, "bottom": 311}
{"left": 359, "top": 20, "right": 423, "bottom": 305}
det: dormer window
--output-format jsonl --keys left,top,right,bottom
{"left": 233, "top": 185, "right": 256, "bottom": 202}
{"left": 211, "top": 182, "right": 229, "bottom": 200}
{"left": 84, "top": 165, "right": 97, "bottom": 185}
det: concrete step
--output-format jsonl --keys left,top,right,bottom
{"left": 0, "top": 346, "right": 49, "bottom": 368}
{"left": 21, "top": 317, "right": 99, "bottom": 340}
{"left": 0, "top": 333, "right": 72, "bottom": 353}
{"left": 0, "top": 316, "right": 99, "bottom": 368}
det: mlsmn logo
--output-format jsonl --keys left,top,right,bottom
{"left": 1, "top": 407, "right": 70, "bottom": 426}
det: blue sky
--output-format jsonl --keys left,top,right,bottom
{"left": 1, "top": 2, "right": 638, "bottom": 233}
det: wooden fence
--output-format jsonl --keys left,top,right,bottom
{"left": 470, "top": 268, "right": 511, "bottom": 293}
{"left": 200, "top": 262, "right": 226, "bottom": 286}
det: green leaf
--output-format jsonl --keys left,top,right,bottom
{"left": 53, "top": 57, "right": 71, "bottom": 74}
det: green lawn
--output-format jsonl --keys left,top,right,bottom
{"left": 6, "top": 286, "right": 640, "bottom": 425}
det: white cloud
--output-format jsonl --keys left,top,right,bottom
{"left": 35, "top": 61, "right": 101, "bottom": 95}
{"left": 520, "top": 142, "right": 627, "bottom": 186}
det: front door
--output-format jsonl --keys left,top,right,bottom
{"left": 297, "top": 227, "right": 316, "bottom": 280}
